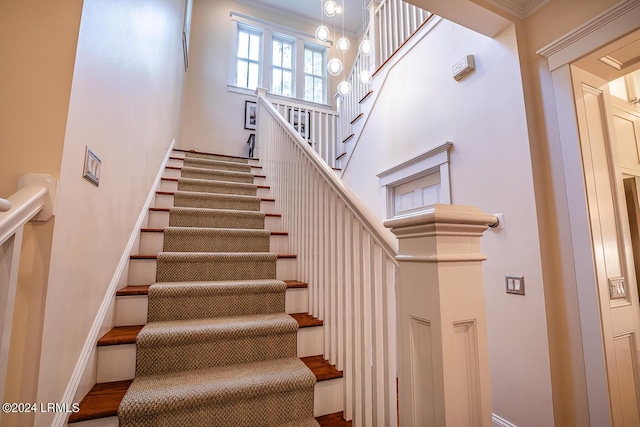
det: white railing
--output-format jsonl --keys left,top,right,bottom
{"left": 268, "top": 95, "right": 342, "bottom": 170}
{"left": 339, "top": 0, "right": 432, "bottom": 155}
{"left": 0, "top": 174, "right": 57, "bottom": 421}
{"left": 257, "top": 91, "right": 398, "bottom": 426}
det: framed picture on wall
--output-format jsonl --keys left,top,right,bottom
{"left": 244, "top": 101, "right": 257, "bottom": 130}
{"left": 287, "top": 108, "right": 311, "bottom": 140}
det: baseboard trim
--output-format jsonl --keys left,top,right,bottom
{"left": 52, "top": 139, "right": 176, "bottom": 427}
{"left": 493, "top": 413, "right": 517, "bottom": 427}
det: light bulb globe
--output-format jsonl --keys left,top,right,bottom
{"left": 337, "top": 81, "right": 352, "bottom": 96}
{"left": 327, "top": 58, "right": 343, "bottom": 76}
{"left": 324, "top": 0, "right": 338, "bottom": 17}
{"left": 336, "top": 37, "right": 350, "bottom": 53}
{"left": 315, "top": 25, "right": 330, "bottom": 42}
{"left": 359, "top": 69, "right": 372, "bottom": 84}
{"left": 359, "top": 38, "right": 373, "bottom": 56}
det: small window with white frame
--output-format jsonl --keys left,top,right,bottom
{"left": 304, "top": 45, "right": 326, "bottom": 104}
{"left": 236, "top": 25, "right": 262, "bottom": 90}
{"left": 271, "top": 36, "right": 294, "bottom": 97}
{"left": 377, "top": 142, "right": 453, "bottom": 219}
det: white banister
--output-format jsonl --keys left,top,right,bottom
{"left": 257, "top": 90, "right": 398, "bottom": 425}
{"left": 385, "top": 205, "right": 495, "bottom": 427}
{"left": 0, "top": 174, "right": 57, "bottom": 417}
{"left": 0, "top": 199, "right": 10, "bottom": 213}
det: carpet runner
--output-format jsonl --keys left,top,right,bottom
{"left": 118, "top": 151, "right": 318, "bottom": 427}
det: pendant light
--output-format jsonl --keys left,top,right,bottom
{"left": 327, "top": 58, "right": 343, "bottom": 76}
{"left": 324, "top": 0, "right": 338, "bottom": 17}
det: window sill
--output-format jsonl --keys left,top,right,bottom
{"left": 227, "top": 85, "right": 334, "bottom": 110}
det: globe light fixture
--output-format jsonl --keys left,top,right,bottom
{"left": 359, "top": 38, "right": 373, "bottom": 56}
{"left": 336, "top": 37, "right": 350, "bottom": 53}
{"left": 337, "top": 80, "right": 352, "bottom": 96}
{"left": 324, "top": 0, "right": 338, "bottom": 17}
{"left": 327, "top": 58, "right": 343, "bottom": 76}
{"left": 315, "top": 25, "right": 330, "bottom": 42}
{"left": 359, "top": 69, "right": 372, "bottom": 84}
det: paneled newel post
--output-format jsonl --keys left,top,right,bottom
{"left": 384, "top": 204, "right": 495, "bottom": 427}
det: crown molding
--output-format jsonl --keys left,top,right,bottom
{"left": 483, "top": 0, "right": 550, "bottom": 19}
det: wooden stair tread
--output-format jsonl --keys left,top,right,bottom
{"left": 148, "top": 207, "right": 281, "bottom": 217}
{"left": 173, "top": 148, "right": 257, "bottom": 161}
{"left": 316, "top": 412, "right": 353, "bottom": 426}
{"left": 71, "top": 372, "right": 345, "bottom": 424}
{"left": 116, "top": 285, "right": 151, "bottom": 296}
{"left": 341, "top": 134, "right": 354, "bottom": 144}
{"left": 130, "top": 253, "right": 296, "bottom": 260}
{"left": 68, "top": 380, "right": 132, "bottom": 423}
{"left": 97, "top": 325, "right": 143, "bottom": 346}
{"left": 350, "top": 113, "right": 364, "bottom": 124}
{"left": 116, "top": 280, "right": 305, "bottom": 296}
{"left": 301, "top": 355, "right": 343, "bottom": 381}
{"left": 289, "top": 313, "right": 323, "bottom": 328}
{"left": 359, "top": 90, "right": 374, "bottom": 104}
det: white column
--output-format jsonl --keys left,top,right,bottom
{"left": 384, "top": 204, "right": 495, "bottom": 427}
{"left": 367, "top": 0, "right": 380, "bottom": 71}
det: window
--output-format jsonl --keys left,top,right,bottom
{"left": 304, "top": 46, "right": 325, "bottom": 103}
{"left": 272, "top": 37, "right": 294, "bottom": 97}
{"left": 236, "top": 26, "right": 261, "bottom": 90}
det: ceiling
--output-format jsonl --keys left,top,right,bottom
{"left": 240, "top": 0, "right": 366, "bottom": 35}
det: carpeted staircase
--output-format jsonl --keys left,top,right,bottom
{"left": 117, "top": 152, "right": 320, "bottom": 426}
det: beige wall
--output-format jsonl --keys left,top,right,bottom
{"left": 0, "top": 2, "right": 83, "bottom": 425}
{"left": 30, "top": 0, "right": 187, "bottom": 424}
{"left": 180, "top": 0, "right": 356, "bottom": 157}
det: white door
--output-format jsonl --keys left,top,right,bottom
{"left": 572, "top": 65, "right": 640, "bottom": 426}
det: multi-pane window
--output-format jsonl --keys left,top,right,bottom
{"left": 272, "top": 38, "right": 294, "bottom": 97}
{"left": 304, "top": 46, "right": 325, "bottom": 104}
{"left": 236, "top": 27, "right": 261, "bottom": 90}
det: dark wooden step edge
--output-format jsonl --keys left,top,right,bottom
{"left": 99, "top": 313, "right": 321, "bottom": 346}
{"left": 316, "top": 412, "right": 353, "bottom": 427}
{"left": 342, "top": 134, "right": 354, "bottom": 144}
{"left": 359, "top": 90, "right": 374, "bottom": 104}
{"left": 158, "top": 179, "right": 270, "bottom": 190}
{"left": 70, "top": 358, "right": 343, "bottom": 424}
{"left": 169, "top": 156, "right": 262, "bottom": 170}
{"left": 130, "top": 253, "right": 296, "bottom": 260}
{"left": 116, "top": 280, "right": 307, "bottom": 297}
{"left": 173, "top": 148, "right": 258, "bottom": 161}
{"left": 140, "top": 228, "right": 288, "bottom": 235}
{"left": 148, "top": 207, "right": 281, "bottom": 217}
{"left": 350, "top": 113, "right": 364, "bottom": 125}
{"left": 155, "top": 191, "right": 275, "bottom": 203}
{"left": 336, "top": 153, "right": 347, "bottom": 161}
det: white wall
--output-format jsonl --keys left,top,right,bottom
{"left": 34, "top": 0, "right": 186, "bottom": 424}
{"left": 341, "top": 20, "right": 554, "bottom": 426}
{"left": 179, "top": 0, "right": 356, "bottom": 157}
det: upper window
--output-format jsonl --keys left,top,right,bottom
{"left": 236, "top": 26, "right": 261, "bottom": 90}
{"left": 304, "top": 46, "right": 325, "bottom": 104}
{"left": 272, "top": 37, "right": 294, "bottom": 97}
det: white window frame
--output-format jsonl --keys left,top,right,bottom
{"left": 303, "top": 44, "right": 327, "bottom": 104}
{"left": 229, "top": 12, "right": 331, "bottom": 105}
{"left": 271, "top": 34, "right": 296, "bottom": 97}
{"left": 234, "top": 24, "right": 263, "bottom": 90}
{"left": 377, "top": 142, "right": 453, "bottom": 219}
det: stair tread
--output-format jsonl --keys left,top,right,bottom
{"left": 316, "top": 412, "right": 353, "bottom": 426}
{"left": 100, "top": 312, "right": 321, "bottom": 346}
{"left": 155, "top": 190, "right": 274, "bottom": 203}
{"left": 131, "top": 253, "right": 296, "bottom": 259}
{"left": 71, "top": 356, "right": 341, "bottom": 424}
{"left": 173, "top": 148, "right": 257, "bottom": 161}
{"left": 68, "top": 379, "right": 133, "bottom": 423}
{"left": 149, "top": 206, "right": 281, "bottom": 217}
{"left": 117, "top": 280, "right": 305, "bottom": 296}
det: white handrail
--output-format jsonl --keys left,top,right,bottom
{"left": 257, "top": 92, "right": 398, "bottom": 425}
{"left": 0, "top": 199, "right": 10, "bottom": 213}
{"left": 0, "top": 185, "right": 47, "bottom": 246}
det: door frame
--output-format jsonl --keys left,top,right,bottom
{"left": 538, "top": 1, "right": 640, "bottom": 425}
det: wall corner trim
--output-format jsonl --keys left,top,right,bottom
{"left": 493, "top": 413, "right": 518, "bottom": 427}
{"left": 51, "top": 138, "right": 176, "bottom": 427}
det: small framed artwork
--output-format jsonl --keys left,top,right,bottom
{"left": 244, "top": 100, "right": 257, "bottom": 130}
{"left": 288, "top": 108, "right": 311, "bottom": 140}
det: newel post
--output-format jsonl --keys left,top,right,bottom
{"left": 384, "top": 204, "right": 495, "bottom": 427}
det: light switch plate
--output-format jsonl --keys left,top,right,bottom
{"left": 609, "top": 277, "right": 626, "bottom": 300}
{"left": 506, "top": 275, "right": 525, "bottom": 295}
{"left": 83, "top": 146, "right": 101, "bottom": 187}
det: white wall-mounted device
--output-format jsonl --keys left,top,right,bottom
{"left": 453, "top": 54, "right": 475, "bottom": 81}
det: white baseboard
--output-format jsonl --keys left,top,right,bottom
{"left": 493, "top": 413, "right": 517, "bottom": 427}
{"left": 52, "top": 139, "right": 176, "bottom": 427}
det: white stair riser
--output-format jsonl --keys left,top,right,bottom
{"left": 153, "top": 193, "right": 278, "bottom": 214}
{"left": 147, "top": 210, "right": 282, "bottom": 230}
{"left": 128, "top": 257, "right": 297, "bottom": 286}
{"left": 96, "top": 326, "right": 323, "bottom": 383}
{"left": 314, "top": 378, "right": 344, "bottom": 417}
{"left": 115, "top": 287, "right": 309, "bottom": 327}
{"left": 68, "top": 376, "right": 342, "bottom": 427}
{"left": 139, "top": 231, "right": 289, "bottom": 254}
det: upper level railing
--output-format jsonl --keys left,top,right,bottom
{"left": 268, "top": 95, "right": 342, "bottom": 170}
{"left": 338, "top": 0, "right": 432, "bottom": 157}
{"left": 256, "top": 88, "right": 398, "bottom": 425}
{"left": 0, "top": 174, "right": 57, "bottom": 421}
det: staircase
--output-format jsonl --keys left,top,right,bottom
{"left": 69, "top": 149, "right": 349, "bottom": 426}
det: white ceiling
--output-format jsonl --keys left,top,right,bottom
{"left": 239, "top": 0, "right": 366, "bottom": 35}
